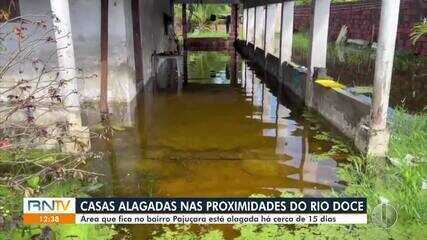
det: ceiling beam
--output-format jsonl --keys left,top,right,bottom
{"left": 243, "top": 1, "right": 295, "bottom": 9}
{"left": 174, "top": 0, "right": 241, "bottom": 4}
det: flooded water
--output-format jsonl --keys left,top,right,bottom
{"left": 87, "top": 51, "right": 350, "bottom": 239}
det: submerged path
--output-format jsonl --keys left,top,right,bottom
{"left": 88, "top": 51, "right": 349, "bottom": 238}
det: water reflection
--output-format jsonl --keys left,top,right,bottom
{"left": 88, "top": 52, "right": 345, "bottom": 200}
{"left": 240, "top": 61, "right": 343, "bottom": 195}
{"left": 84, "top": 51, "right": 349, "bottom": 238}
{"left": 188, "top": 51, "right": 230, "bottom": 84}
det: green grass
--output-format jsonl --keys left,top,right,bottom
{"left": 293, "top": 32, "right": 310, "bottom": 51}
{"left": 0, "top": 148, "right": 118, "bottom": 240}
{"left": 0, "top": 179, "right": 117, "bottom": 240}
{"left": 389, "top": 109, "right": 427, "bottom": 161}
{"left": 292, "top": 32, "right": 427, "bottom": 73}
{"left": 188, "top": 31, "right": 228, "bottom": 39}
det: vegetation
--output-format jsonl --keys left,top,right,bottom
{"left": 188, "top": 31, "right": 228, "bottom": 39}
{"left": 296, "top": 0, "right": 360, "bottom": 5}
{"left": 0, "top": 7, "right": 118, "bottom": 240}
{"left": 0, "top": 178, "right": 117, "bottom": 240}
{"left": 411, "top": 21, "right": 427, "bottom": 44}
{"left": 293, "top": 32, "right": 427, "bottom": 73}
{"left": 174, "top": 4, "right": 230, "bottom": 38}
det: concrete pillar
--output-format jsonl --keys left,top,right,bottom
{"left": 50, "top": 0, "right": 88, "bottom": 152}
{"left": 253, "top": 7, "right": 256, "bottom": 46}
{"left": 247, "top": 8, "right": 255, "bottom": 44}
{"left": 50, "top": 0, "right": 79, "bottom": 108}
{"left": 305, "top": 0, "right": 331, "bottom": 107}
{"left": 366, "top": 0, "right": 401, "bottom": 156}
{"left": 255, "top": 6, "right": 266, "bottom": 49}
{"left": 265, "top": 4, "right": 277, "bottom": 56}
{"left": 280, "top": 1, "right": 295, "bottom": 63}
{"left": 243, "top": 8, "right": 248, "bottom": 42}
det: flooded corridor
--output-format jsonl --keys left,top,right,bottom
{"left": 88, "top": 51, "right": 349, "bottom": 237}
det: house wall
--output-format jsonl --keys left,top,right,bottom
{"left": 139, "top": 0, "right": 176, "bottom": 86}
{"left": 1, "top": 0, "right": 175, "bottom": 103}
{"left": 293, "top": 0, "right": 427, "bottom": 55}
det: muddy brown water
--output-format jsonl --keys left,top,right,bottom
{"left": 87, "top": 51, "right": 350, "bottom": 239}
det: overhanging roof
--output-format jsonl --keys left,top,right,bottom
{"left": 243, "top": 1, "right": 294, "bottom": 8}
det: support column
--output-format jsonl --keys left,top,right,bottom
{"left": 253, "top": 7, "right": 256, "bottom": 46}
{"left": 50, "top": 0, "right": 88, "bottom": 152}
{"left": 265, "top": 4, "right": 277, "bottom": 56}
{"left": 100, "top": 0, "right": 109, "bottom": 115}
{"left": 247, "top": 8, "right": 255, "bottom": 44}
{"left": 230, "top": 4, "right": 239, "bottom": 44}
{"left": 305, "top": 0, "right": 330, "bottom": 107}
{"left": 50, "top": 0, "right": 79, "bottom": 108}
{"left": 243, "top": 8, "right": 248, "bottom": 42}
{"left": 182, "top": 4, "right": 188, "bottom": 49}
{"left": 132, "top": 0, "right": 143, "bottom": 84}
{"left": 280, "top": 1, "right": 295, "bottom": 63}
{"left": 182, "top": 4, "right": 188, "bottom": 84}
{"left": 255, "top": 6, "right": 266, "bottom": 49}
{"left": 366, "top": 0, "right": 401, "bottom": 156}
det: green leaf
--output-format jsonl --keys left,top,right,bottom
{"left": 26, "top": 176, "right": 40, "bottom": 189}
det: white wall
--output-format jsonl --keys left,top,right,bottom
{"left": 0, "top": 0, "right": 175, "bottom": 103}
{"left": 139, "top": 0, "right": 175, "bottom": 84}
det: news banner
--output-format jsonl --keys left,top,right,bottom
{"left": 23, "top": 198, "right": 367, "bottom": 225}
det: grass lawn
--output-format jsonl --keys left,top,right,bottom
{"left": 188, "top": 31, "right": 229, "bottom": 38}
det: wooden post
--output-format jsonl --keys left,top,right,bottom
{"left": 306, "top": 0, "right": 331, "bottom": 107}
{"left": 366, "top": 0, "right": 401, "bottom": 156}
{"left": 230, "top": 4, "right": 239, "bottom": 44}
{"left": 100, "top": 0, "right": 109, "bottom": 115}
{"left": 229, "top": 4, "right": 238, "bottom": 85}
{"left": 132, "top": 0, "right": 143, "bottom": 84}
{"left": 182, "top": 4, "right": 188, "bottom": 84}
{"left": 280, "top": 1, "right": 294, "bottom": 64}
{"left": 265, "top": 4, "right": 277, "bottom": 56}
{"left": 182, "top": 4, "right": 188, "bottom": 49}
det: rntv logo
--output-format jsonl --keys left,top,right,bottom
{"left": 24, "top": 198, "right": 75, "bottom": 214}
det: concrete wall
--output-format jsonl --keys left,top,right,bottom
{"left": 1, "top": 0, "right": 175, "bottom": 103}
{"left": 293, "top": 0, "right": 427, "bottom": 55}
{"left": 139, "top": 0, "right": 175, "bottom": 85}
